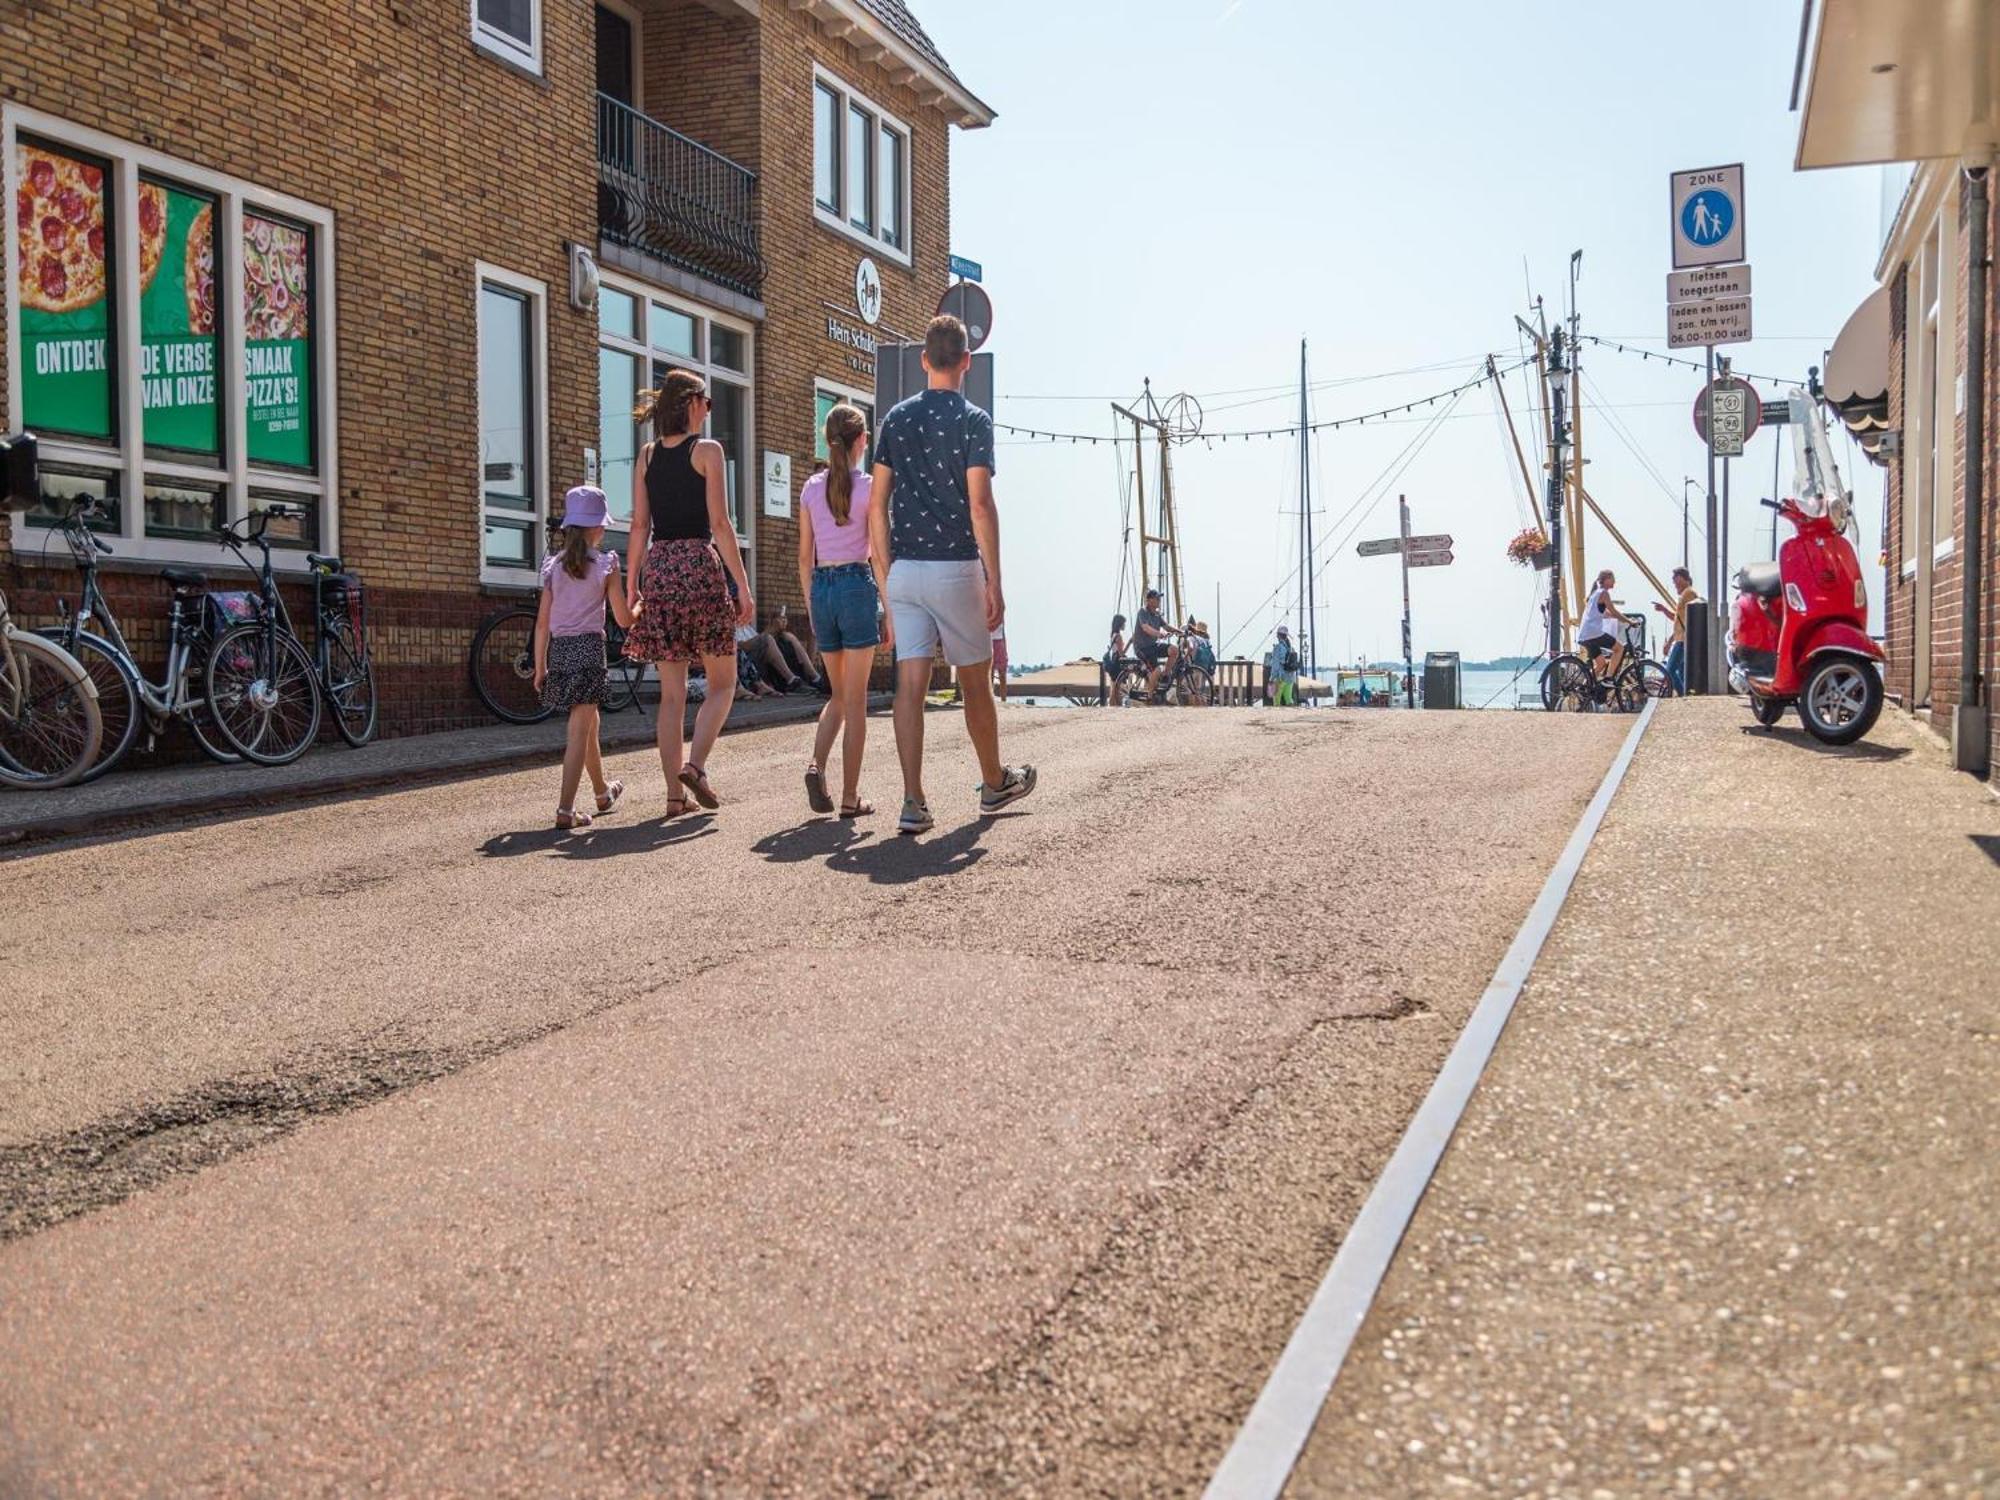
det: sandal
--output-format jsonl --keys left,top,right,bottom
{"left": 663, "top": 795, "right": 693, "bottom": 818}
{"left": 839, "top": 799, "right": 875, "bottom": 818}
{"left": 678, "top": 763, "right": 720, "bottom": 810}
{"left": 805, "top": 763, "right": 835, "bottom": 815}
{"left": 555, "top": 807, "right": 594, "bottom": 831}
{"left": 594, "top": 779, "right": 625, "bottom": 816}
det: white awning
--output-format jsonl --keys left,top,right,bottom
{"left": 1796, "top": 0, "right": 2000, "bottom": 168}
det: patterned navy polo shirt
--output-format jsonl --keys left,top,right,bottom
{"left": 874, "top": 388, "right": 996, "bottom": 562}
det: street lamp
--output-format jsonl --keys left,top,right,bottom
{"left": 1544, "top": 331, "right": 1570, "bottom": 660}
{"left": 1682, "top": 478, "right": 1697, "bottom": 572}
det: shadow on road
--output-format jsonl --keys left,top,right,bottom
{"left": 1739, "top": 723, "right": 1913, "bottom": 762}
{"left": 750, "top": 815, "right": 993, "bottom": 884}
{"left": 1971, "top": 834, "right": 2000, "bottom": 870}
{"left": 478, "top": 813, "right": 717, "bottom": 861}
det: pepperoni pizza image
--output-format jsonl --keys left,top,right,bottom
{"left": 137, "top": 181, "right": 167, "bottom": 294}
{"left": 185, "top": 203, "right": 215, "bottom": 335}
{"left": 15, "top": 144, "right": 107, "bottom": 315}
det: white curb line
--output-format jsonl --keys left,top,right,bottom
{"left": 1204, "top": 698, "right": 1657, "bottom": 1500}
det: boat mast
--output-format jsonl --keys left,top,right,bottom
{"left": 1299, "top": 338, "right": 1316, "bottom": 678}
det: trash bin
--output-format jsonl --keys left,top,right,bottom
{"left": 1686, "top": 606, "right": 1713, "bottom": 694}
{"left": 1423, "top": 651, "right": 1461, "bottom": 710}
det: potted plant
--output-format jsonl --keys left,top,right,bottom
{"left": 1506, "top": 526, "right": 1553, "bottom": 570}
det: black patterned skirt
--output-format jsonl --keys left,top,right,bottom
{"left": 541, "top": 632, "right": 608, "bottom": 709}
{"left": 623, "top": 537, "right": 736, "bottom": 664}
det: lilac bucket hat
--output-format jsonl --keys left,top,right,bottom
{"left": 561, "top": 485, "right": 610, "bottom": 528}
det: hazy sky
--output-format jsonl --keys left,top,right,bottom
{"left": 916, "top": 0, "right": 1886, "bottom": 667}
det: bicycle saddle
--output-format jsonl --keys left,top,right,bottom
{"left": 1735, "top": 561, "right": 1782, "bottom": 599}
{"left": 160, "top": 567, "right": 208, "bottom": 589}
{"left": 307, "top": 552, "right": 343, "bottom": 572}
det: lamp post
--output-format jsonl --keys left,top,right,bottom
{"left": 1682, "top": 478, "right": 1697, "bottom": 573}
{"left": 1545, "top": 331, "right": 1572, "bottom": 661}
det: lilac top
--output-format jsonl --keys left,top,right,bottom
{"left": 801, "top": 469, "right": 874, "bottom": 565}
{"left": 540, "top": 550, "right": 616, "bottom": 637}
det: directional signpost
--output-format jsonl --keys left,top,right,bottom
{"left": 1671, "top": 162, "right": 1750, "bottom": 692}
{"left": 1356, "top": 503, "right": 1450, "bottom": 706}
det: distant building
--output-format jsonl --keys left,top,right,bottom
{"left": 1, "top": 0, "right": 992, "bottom": 735}
{"left": 1794, "top": 2, "right": 1997, "bottom": 776}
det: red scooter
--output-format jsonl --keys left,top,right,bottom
{"left": 1727, "top": 492, "right": 1885, "bottom": 745}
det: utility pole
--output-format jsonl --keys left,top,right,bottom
{"left": 1704, "top": 343, "right": 1721, "bottom": 689}
{"left": 1683, "top": 478, "right": 1696, "bottom": 571}
{"left": 1399, "top": 494, "right": 1415, "bottom": 708}
{"left": 1718, "top": 353, "right": 1733, "bottom": 606}
{"left": 1300, "top": 339, "right": 1316, "bottom": 681}
{"left": 1544, "top": 328, "right": 1570, "bottom": 661}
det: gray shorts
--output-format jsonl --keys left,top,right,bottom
{"left": 887, "top": 558, "right": 991, "bottom": 667}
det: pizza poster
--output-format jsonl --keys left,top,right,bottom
{"left": 243, "top": 211, "right": 312, "bottom": 468}
{"left": 15, "top": 141, "right": 113, "bottom": 440}
{"left": 139, "top": 181, "right": 219, "bottom": 454}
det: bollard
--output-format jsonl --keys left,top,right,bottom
{"left": 1685, "top": 606, "right": 1714, "bottom": 694}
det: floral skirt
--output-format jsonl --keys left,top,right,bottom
{"left": 541, "top": 632, "right": 607, "bottom": 709}
{"left": 623, "top": 538, "right": 735, "bottom": 664}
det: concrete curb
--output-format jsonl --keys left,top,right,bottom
{"left": 1, "top": 694, "right": 874, "bottom": 852}
{"left": 1203, "top": 699, "right": 1658, "bottom": 1500}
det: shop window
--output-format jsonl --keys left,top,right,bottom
{"left": 648, "top": 301, "right": 697, "bottom": 359}
{"left": 473, "top": 0, "right": 540, "bottom": 73}
{"left": 814, "top": 386, "right": 875, "bottom": 467}
{"left": 707, "top": 380, "right": 747, "bottom": 537}
{"left": 710, "top": 325, "right": 747, "bottom": 372}
{"left": 812, "top": 69, "right": 912, "bottom": 265}
{"left": 598, "top": 343, "right": 642, "bottom": 552}
{"left": 7, "top": 115, "right": 333, "bottom": 567}
{"left": 21, "top": 463, "right": 120, "bottom": 534}
{"left": 249, "top": 487, "right": 319, "bottom": 550}
{"left": 477, "top": 268, "right": 547, "bottom": 580}
{"left": 599, "top": 284, "right": 637, "bottom": 340}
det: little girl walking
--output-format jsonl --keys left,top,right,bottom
{"left": 533, "top": 485, "right": 639, "bottom": 830}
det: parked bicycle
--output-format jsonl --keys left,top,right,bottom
{"left": 0, "top": 587, "right": 101, "bottom": 790}
{"left": 35, "top": 498, "right": 242, "bottom": 776}
{"left": 203, "top": 505, "right": 378, "bottom": 764}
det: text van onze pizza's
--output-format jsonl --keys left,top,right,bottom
{"left": 245, "top": 343, "right": 300, "bottom": 408}
{"left": 140, "top": 340, "right": 215, "bottom": 410}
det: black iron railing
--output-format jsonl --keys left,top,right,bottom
{"left": 597, "top": 94, "right": 764, "bottom": 299}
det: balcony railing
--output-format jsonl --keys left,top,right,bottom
{"left": 597, "top": 94, "right": 763, "bottom": 299}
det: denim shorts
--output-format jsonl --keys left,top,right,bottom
{"left": 810, "top": 562, "right": 881, "bottom": 652}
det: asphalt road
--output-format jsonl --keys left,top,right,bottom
{"left": 0, "top": 704, "right": 1626, "bottom": 1496}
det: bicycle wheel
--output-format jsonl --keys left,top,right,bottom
{"left": 602, "top": 655, "right": 642, "bottom": 714}
{"left": 1111, "top": 663, "right": 1147, "bottom": 707}
{"left": 321, "top": 615, "right": 379, "bottom": 747}
{"left": 1539, "top": 654, "right": 1592, "bottom": 712}
{"left": 1611, "top": 664, "right": 1649, "bottom": 713}
{"left": 0, "top": 632, "right": 102, "bottom": 789}
{"left": 1636, "top": 659, "right": 1673, "bottom": 700}
{"left": 1172, "top": 665, "right": 1214, "bottom": 707}
{"left": 469, "top": 606, "right": 552, "bottom": 724}
{"left": 204, "top": 622, "right": 323, "bottom": 765}
{"left": 33, "top": 627, "right": 140, "bottom": 780}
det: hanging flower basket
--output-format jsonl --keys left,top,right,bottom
{"left": 1506, "top": 526, "right": 1551, "bottom": 569}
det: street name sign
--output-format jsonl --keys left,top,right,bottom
{"left": 1671, "top": 163, "right": 1745, "bottom": 269}
{"left": 1668, "top": 264, "right": 1751, "bottom": 302}
{"left": 1356, "top": 537, "right": 1402, "bottom": 557}
{"left": 1759, "top": 398, "right": 1792, "bottom": 426}
{"left": 1668, "top": 294, "right": 1753, "bottom": 350}
{"left": 947, "top": 253, "right": 983, "bottom": 282}
{"left": 1406, "top": 549, "right": 1454, "bottom": 568}
{"left": 1693, "top": 377, "right": 1761, "bottom": 458}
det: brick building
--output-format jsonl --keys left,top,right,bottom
{"left": 1795, "top": 4, "right": 1996, "bottom": 777}
{"left": 2, "top": 0, "right": 991, "bottom": 739}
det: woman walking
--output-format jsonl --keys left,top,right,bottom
{"left": 797, "top": 402, "right": 885, "bottom": 817}
{"left": 623, "top": 370, "right": 755, "bottom": 812}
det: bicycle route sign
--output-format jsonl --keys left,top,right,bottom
{"left": 1405, "top": 549, "right": 1454, "bottom": 568}
{"left": 1356, "top": 536, "right": 1402, "bottom": 557}
{"left": 1671, "top": 163, "right": 1745, "bottom": 270}
{"left": 1357, "top": 532, "right": 1452, "bottom": 558}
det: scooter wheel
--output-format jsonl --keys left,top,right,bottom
{"left": 1750, "top": 695, "right": 1785, "bottom": 728}
{"left": 1799, "top": 656, "right": 1883, "bottom": 746}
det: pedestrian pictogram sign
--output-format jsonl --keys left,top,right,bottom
{"left": 1671, "top": 164, "right": 1745, "bottom": 270}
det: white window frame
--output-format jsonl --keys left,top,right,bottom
{"left": 596, "top": 270, "right": 757, "bottom": 575}
{"left": 810, "top": 66, "right": 912, "bottom": 267}
{"left": 471, "top": 0, "right": 542, "bottom": 75}
{"left": 476, "top": 261, "right": 549, "bottom": 588}
{"left": 3, "top": 106, "right": 338, "bottom": 571}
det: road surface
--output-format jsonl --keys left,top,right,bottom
{"left": 0, "top": 705, "right": 1625, "bottom": 1496}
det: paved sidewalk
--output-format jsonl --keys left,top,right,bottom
{"left": 1289, "top": 699, "right": 2000, "bottom": 1497}
{"left": 0, "top": 690, "right": 869, "bottom": 848}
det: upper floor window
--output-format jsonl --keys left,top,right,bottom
{"left": 473, "top": 0, "right": 541, "bottom": 74}
{"left": 811, "top": 68, "right": 910, "bottom": 264}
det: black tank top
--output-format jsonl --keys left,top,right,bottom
{"left": 644, "top": 437, "right": 710, "bottom": 542}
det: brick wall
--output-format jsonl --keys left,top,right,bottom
{"left": 639, "top": 0, "right": 762, "bottom": 171}
{"left": 1, "top": 0, "right": 601, "bottom": 736}
{"left": 1886, "top": 266, "right": 1913, "bottom": 703}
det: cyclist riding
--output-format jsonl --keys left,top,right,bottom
{"left": 1133, "top": 588, "right": 1182, "bottom": 698}
{"left": 1577, "top": 569, "right": 1637, "bottom": 682}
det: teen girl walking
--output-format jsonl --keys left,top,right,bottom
{"left": 623, "top": 370, "right": 755, "bottom": 813}
{"left": 797, "top": 402, "right": 883, "bottom": 817}
{"left": 533, "top": 486, "right": 639, "bottom": 830}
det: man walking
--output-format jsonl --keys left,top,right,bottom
{"left": 1653, "top": 565, "right": 1698, "bottom": 695}
{"left": 869, "top": 314, "right": 1036, "bottom": 835}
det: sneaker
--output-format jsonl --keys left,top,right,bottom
{"left": 897, "top": 797, "right": 935, "bottom": 836}
{"left": 979, "top": 765, "right": 1038, "bottom": 814}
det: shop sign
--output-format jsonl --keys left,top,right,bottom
{"left": 854, "top": 255, "right": 882, "bottom": 326}
{"left": 140, "top": 181, "right": 220, "bottom": 453}
{"left": 762, "top": 450, "right": 792, "bottom": 519}
{"left": 826, "top": 313, "right": 877, "bottom": 377}
{"left": 16, "top": 141, "right": 115, "bottom": 439}
{"left": 243, "top": 211, "right": 312, "bottom": 467}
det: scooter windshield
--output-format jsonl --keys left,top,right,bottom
{"left": 1787, "top": 388, "right": 1857, "bottom": 537}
